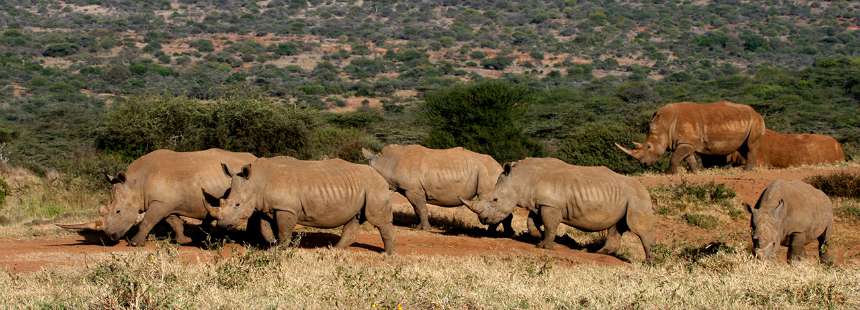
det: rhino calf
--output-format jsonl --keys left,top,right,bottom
{"left": 745, "top": 180, "right": 833, "bottom": 264}
{"left": 461, "top": 157, "right": 657, "bottom": 262}
{"left": 204, "top": 157, "right": 396, "bottom": 254}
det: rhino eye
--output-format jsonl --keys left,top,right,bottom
{"left": 116, "top": 210, "right": 120, "bottom": 214}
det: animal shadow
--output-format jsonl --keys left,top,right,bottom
{"left": 393, "top": 210, "right": 508, "bottom": 239}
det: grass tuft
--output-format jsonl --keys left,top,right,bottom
{"left": 806, "top": 172, "right": 860, "bottom": 198}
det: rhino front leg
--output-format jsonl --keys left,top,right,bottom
{"left": 670, "top": 144, "right": 696, "bottom": 174}
{"left": 335, "top": 216, "right": 360, "bottom": 248}
{"left": 165, "top": 215, "right": 193, "bottom": 244}
{"left": 129, "top": 203, "right": 171, "bottom": 247}
{"left": 259, "top": 216, "right": 277, "bottom": 244}
{"left": 487, "top": 214, "right": 515, "bottom": 237}
{"left": 403, "top": 190, "right": 431, "bottom": 230}
{"left": 788, "top": 233, "right": 808, "bottom": 263}
{"left": 537, "top": 206, "right": 561, "bottom": 249}
{"left": 275, "top": 210, "right": 299, "bottom": 246}
{"left": 527, "top": 210, "right": 543, "bottom": 238}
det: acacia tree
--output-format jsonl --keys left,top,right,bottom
{"left": 422, "top": 80, "right": 540, "bottom": 162}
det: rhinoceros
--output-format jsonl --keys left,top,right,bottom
{"left": 723, "top": 130, "right": 845, "bottom": 168}
{"left": 616, "top": 101, "right": 766, "bottom": 174}
{"left": 203, "top": 157, "right": 396, "bottom": 254}
{"left": 460, "top": 157, "right": 657, "bottom": 262}
{"left": 361, "top": 145, "right": 512, "bottom": 234}
{"left": 58, "top": 148, "right": 257, "bottom": 246}
{"left": 744, "top": 180, "right": 833, "bottom": 263}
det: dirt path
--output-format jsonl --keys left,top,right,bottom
{"left": 1, "top": 164, "right": 857, "bottom": 273}
{"left": 0, "top": 229, "right": 625, "bottom": 273}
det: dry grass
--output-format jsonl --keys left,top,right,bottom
{"left": 0, "top": 241, "right": 856, "bottom": 308}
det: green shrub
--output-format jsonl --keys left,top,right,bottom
{"left": 683, "top": 213, "right": 719, "bottom": 229}
{"left": 481, "top": 56, "right": 513, "bottom": 70}
{"left": 0, "top": 177, "right": 8, "bottom": 207}
{"left": 42, "top": 43, "right": 79, "bottom": 57}
{"left": 311, "top": 127, "right": 382, "bottom": 162}
{"left": 840, "top": 206, "right": 860, "bottom": 220}
{"left": 190, "top": 39, "right": 214, "bottom": 52}
{"left": 805, "top": 173, "right": 860, "bottom": 198}
{"left": 422, "top": 80, "right": 541, "bottom": 162}
{"left": 208, "top": 97, "right": 318, "bottom": 158}
{"left": 555, "top": 121, "right": 646, "bottom": 174}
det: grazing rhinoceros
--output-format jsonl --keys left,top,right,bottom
{"left": 203, "top": 157, "right": 396, "bottom": 254}
{"left": 460, "top": 157, "right": 657, "bottom": 262}
{"left": 361, "top": 145, "right": 512, "bottom": 234}
{"left": 616, "top": 101, "right": 766, "bottom": 174}
{"left": 744, "top": 180, "right": 833, "bottom": 264}
{"left": 724, "top": 130, "right": 845, "bottom": 168}
{"left": 58, "top": 149, "right": 257, "bottom": 246}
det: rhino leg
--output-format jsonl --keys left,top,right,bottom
{"left": 129, "top": 203, "right": 171, "bottom": 247}
{"left": 685, "top": 153, "right": 702, "bottom": 171}
{"left": 626, "top": 199, "right": 657, "bottom": 263}
{"left": 527, "top": 211, "right": 543, "bottom": 238}
{"left": 787, "top": 233, "right": 808, "bottom": 263}
{"left": 597, "top": 224, "right": 623, "bottom": 255}
{"left": 537, "top": 206, "right": 561, "bottom": 249}
{"left": 374, "top": 222, "right": 395, "bottom": 255}
{"left": 335, "top": 216, "right": 360, "bottom": 248}
{"left": 487, "top": 214, "right": 514, "bottom": 237}
{"left": 275, "top": 210, "right": 299, "bottom": 246}
{"left": 670, "top": 144, "right": 696, "bottom": 174}
{"left": 165, "top": 215, "right": 193, "bottom": 244}
{"left": 818, "top": 223, "right": 833, "bottom": 265}
{"left": 259, "top": 216, "right": 277, "bottom": 244}
{"left": 403, "top": 190, "right": 431, "bottom": 230}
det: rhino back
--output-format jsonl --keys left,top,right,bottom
{"left": 758, "top": 131, "right": 845, "bottom": 168}
{"left": 666, "top": 101, "right": 765, "bottom": 154}
{"left": 253, "top": 159, "right": 386, "bottom": 227}
{"left": 761, "top": 180, "right": 832, "bottom": 236}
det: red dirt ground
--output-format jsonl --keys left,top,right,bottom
{"left": 1, "top": 165, "right": 858, "bottom": 273}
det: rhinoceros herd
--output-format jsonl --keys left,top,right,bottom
{"left": 60, "top": 101, "right": 842, "bottom": 264}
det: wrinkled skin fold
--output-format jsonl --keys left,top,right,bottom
{"left": 746, "top": 179, "right": 833, "bottom": 264}
{"left": 462, "top": 157, "right": 658, "bottom": 263}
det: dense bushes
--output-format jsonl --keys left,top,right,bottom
{"left": 422, "top": 80, "right": 541, "bottom": 162}
{"left": 806, "top": 173, "right": 860, "bottom": 199}
{"left": 95, "top": 95, "right": 376, "bottom": 160}
{"left": 555, "top": 121, "right": 647, "bottom": 174}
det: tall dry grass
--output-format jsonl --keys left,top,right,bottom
{"left": 0, "top": 241, "right": 856, "bottom": 309}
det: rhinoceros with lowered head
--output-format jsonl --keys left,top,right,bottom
{"left": 361, "top": 144, "right": 512, "bottom": 234}
{"left": 725, "top": 130, "right": 845, "bottom": 168}
{"left": 616, "top": 101, "right": 765, "bottom": 174}
{"left": 58, "top": 148, "right": 257, "bottom": 246}
{"left": 203, "top": 157, "right": 396, "bottom": 254}
{"left": 745, "top": 179, "right": 833, "bottom": 264}
{"left": 460, "top": 157, "right": 657, "bottom": 262}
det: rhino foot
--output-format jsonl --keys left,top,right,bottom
{"left": 175, "top": 235, "right": 193, "bottom": 244}
{"left": 537, "top": 241, "right": 555, "bottom": 250}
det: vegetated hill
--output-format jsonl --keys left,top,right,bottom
{"left": 0, "top": 1, "right": 858, "bottom": 179}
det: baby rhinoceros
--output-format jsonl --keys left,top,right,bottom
{"left": 460, "top": 158, "right": 657, "bottom": 262}
{"left": 203, "top": 157, "right": 396, "bottom": 254}
{"left": 745, "top": 180, "right": 833, "bottom": 264}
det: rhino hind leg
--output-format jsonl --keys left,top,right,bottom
{"left": 335, "top": 216, "right": 360, "bottom": 248}
{"left": 818, "top": 223, "right": 833, "bottom": 265}
{"left": 403, "top": 190, "right": 431, "bottom": 230}
{"left": 165, "top": 215, "right": 193, "bottom": 244}
{"left": 596, "top": 224, "right": 624, "bottom": 256}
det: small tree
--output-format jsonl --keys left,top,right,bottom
{"left": 422, "top": 80, "right": 540, "bottom": 162}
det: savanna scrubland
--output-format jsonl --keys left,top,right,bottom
{"left": 1, "top": 0, "right": 860, "bottom": 308}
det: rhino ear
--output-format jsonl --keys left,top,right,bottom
{"left": 361, "top": 148, "right": 378, "bottom": 161}
{"left": 107, "top": 172, "right": 126, "bottom": 184}
{"left": 744, "top": 202, "right": 755, "bottom": 214}
{"left": 221, "top": 163, "right": 233, "bottom": 178}
{"left": 773, "top": 200, "right": 786, "bottom": 218}
{"left": 202, "top": 189, "right": 221, "bottom": 208}
{"left": 237, "top": 164, "right": 251, "bottom": 179}
{"left": 502, "top": 162, "right": 517, "bottom": 175}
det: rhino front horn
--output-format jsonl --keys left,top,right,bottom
{"left": 56, "top": 220, "right": 103, "bottom": 231}
{"left": 615, "top": 143, "right": 636, "bottom": 157}
{"left": 459, "top": 197, "right": 484, "bottom": 214}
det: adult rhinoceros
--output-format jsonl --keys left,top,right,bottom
{"left": 725, "top": 130, "right": 845, "bottom": 168}
{"left": 460, "top": 157, "right": 657, "bottom": 262}
{"left": 616, "top": 101, "right": 766, "bottom": 174}
{"left": 203, "top": 157, "right": 396, "bottom": 254}
{"left": 361, "top": 144, "right": 512, "bottom": 235}
{"left": 58, "top": 148, "right": 257, "bottom": 246}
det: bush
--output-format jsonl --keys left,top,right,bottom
{"left": 422, "top": 80, "right": 541, "bottom": 162}
{"left": 310, "top": 127, "right": 381, "bottom": 162}
{"left": 481, "top": 56, "right": 513, "bottom": 70}
{"left": 555, "top": 121, "right": 646, "bottom": 174}
{"left": 42, "top": 43, "right": 79, "bottom": 57}
{"left": 0, "top": 177, "right": 8, "bottom": 207}
{"left": 96, "top": 95, "right": 320, "bottom": 158}
{"left": 683, "top": 213, "right": 719, "bottom": 229}
{"left": 190, "top": 39, "right": 214, "bottom": 52}
{"left": 806, "top": 173, "right": 860, "bottom": 198}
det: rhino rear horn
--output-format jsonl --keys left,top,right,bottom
{"left": 56, "top": 220, "right": 103, "bottom": 231}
